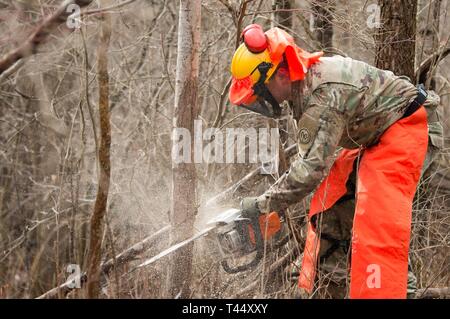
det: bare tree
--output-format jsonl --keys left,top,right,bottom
{"left": 375, "top": 0, "right": 418, "bottom": 80}
{"left": 86, "top": 9, "right": 112, "bottom": 298}
{"left": 164, "top": 0, "right": 202, "bottom": 298}
{"left": 312, "top": 0, "right": 334, "bottom": 51}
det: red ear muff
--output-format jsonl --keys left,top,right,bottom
{"left": 241, "top": 24, "right": 268, "bottom": 53}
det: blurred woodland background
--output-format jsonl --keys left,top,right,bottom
{"left": 0, "top": 0, "right": 448, "bottom": 298}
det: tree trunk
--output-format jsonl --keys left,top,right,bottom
{"left": 312, "top": 0, "right": 334, "bottom": 51}
{"left": 375, "top": 0, "right": 418, "bottom": 80}
{"left": 272, "top": 0, "right": 293, "bottom": 174}
{"left": 164, "top": 0, "right": 201, "bottom": 298}
{"left": 86, "top": 10, "right": 112, "bottom": 299}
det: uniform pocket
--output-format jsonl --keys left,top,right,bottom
{"left": 428, "top": 121, "right": 444, "bottom": 149}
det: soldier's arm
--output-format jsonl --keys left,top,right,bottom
{"left": 256, "top": 104, "right": 347, "bottom": 213}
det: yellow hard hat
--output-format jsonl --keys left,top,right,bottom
{"left": 229, "top": 43, "right": 279, "bottom": 106}
{"left": 231, "top": 43, "right": 279, "bottom": 83}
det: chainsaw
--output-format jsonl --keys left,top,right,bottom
{"left": 134, "top": 208, "right": 289, "bottom": 274}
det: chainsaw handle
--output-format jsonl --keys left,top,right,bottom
{"left": 221, "top": 214, "right": 265, "bottom": 274}
{"left": 221, "top": 251, "right": 263, "bottom": 274}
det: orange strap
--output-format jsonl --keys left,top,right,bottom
{"left": 298, "top": 222, "right": 321, "bottom": 292}
{"left": 299, "top": 107, "right": 428, "bottom": 298}
{"left": 309, "top": 149, "right": 360, "bottom": 216}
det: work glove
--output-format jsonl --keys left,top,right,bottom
{"left": 240, "top": 196, "right": 261, "bottom": 219}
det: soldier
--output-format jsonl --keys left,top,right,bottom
{"left": 229, "top": 24, "right": 444, "bottom": 299}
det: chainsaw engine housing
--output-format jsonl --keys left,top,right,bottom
{"left": 207, "top": 208, "right": 288, "bottom": 273}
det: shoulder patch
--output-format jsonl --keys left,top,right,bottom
{"left": 296, "top": 106, "right": 323, "bottom": 158}
{"left": 299, "top": 128, "right": 311, "bottom": 144}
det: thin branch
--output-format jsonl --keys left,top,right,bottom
{"left": 0, "top": 0, "right": 94, "bottom": 76}
{"left": 86, "top": 9, "right": 112, "bottom": 298}
{"left": 416, "top": 42, "right": 450, "bottom": 84}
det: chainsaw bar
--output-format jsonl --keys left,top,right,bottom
{"left": 125, "top": 208, "right": 286, "bottom": 276}
{"left": 133, "top": 225, "right": 217, "bottom": 271}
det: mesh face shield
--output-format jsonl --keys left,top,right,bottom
{"left": 240, "top": 62, "right": 282, "bottom": 118}
{"left": 240, "top": 96, "right": 281, "bottom": 118}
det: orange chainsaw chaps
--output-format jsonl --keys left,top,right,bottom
{"left": 298, "top": 106, "right": 428, "bottom": 299}
{"left": 349, "top": 106, "right": 428, "bottom": 298}
{"left": 248, "top": 212, "right": 282, "bottom": 244}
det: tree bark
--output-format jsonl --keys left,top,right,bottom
{"left": 86, "top": 10, "right": 112, "bottom": 299}
{"left": 375, "top": 0, "right": 418, "bottom": 80}
{"left": 164, "top": 0, "right": 201, "bottom": 298}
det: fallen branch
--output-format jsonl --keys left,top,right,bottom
{"left": 0, "top": 60, "right": 24, "bottom": 83}
{"left": 36, "top": 225, "right": 171, "bottom": 299}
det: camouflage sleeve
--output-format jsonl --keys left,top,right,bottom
{"left": 423, "top": 90, "right": 444, "bottom": 150}
{"left": 256, "top": 104, "right": 347, "bottom": 213}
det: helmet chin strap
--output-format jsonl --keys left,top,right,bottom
{"left": 249, "top": 62, "right": 282, "bottom": 118}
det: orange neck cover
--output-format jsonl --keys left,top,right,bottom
{"left": 265, "top": 28, "right": 323, "bottom": 81}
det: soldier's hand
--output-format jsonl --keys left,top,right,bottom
{"left": 240, "top": 197, "right": 261, "bottom": 219}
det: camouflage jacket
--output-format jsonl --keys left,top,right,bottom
{"left": 257, "top": 55, "right": 444, "bottom": 213}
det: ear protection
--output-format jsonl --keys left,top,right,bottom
{"left": 241, "top": 24, "right": 268, "bottom": 53}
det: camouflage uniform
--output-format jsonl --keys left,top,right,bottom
{"left": 254, "top": 55, "right": 445, "bottom": 298}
